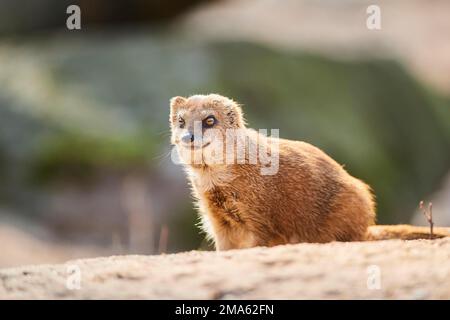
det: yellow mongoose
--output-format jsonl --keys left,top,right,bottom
{"left": 170, "top": 94, "right": 447, "bottom": 250}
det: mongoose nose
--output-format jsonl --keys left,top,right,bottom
{"left": 181, "top": 133, "right": 194, "bottom": 144}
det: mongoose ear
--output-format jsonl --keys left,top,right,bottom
{"left": 170, "top": 96, "right": 186, "bottom": 109}
{"left": 224, "top": 98, "right": 246, "bottom": 128}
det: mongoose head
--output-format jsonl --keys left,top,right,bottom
{"left": 169, "top": 94, "right": 245, "bottom": 165}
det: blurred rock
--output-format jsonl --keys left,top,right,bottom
{"left": 183, "top": 0, "right": 450, "bottom": 95}
{"left": 0, "top": 211, "right": 107, "bottom": 268}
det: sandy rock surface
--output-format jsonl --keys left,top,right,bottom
{"left": 1, "top": 238, "right": 449, "bottom": 299}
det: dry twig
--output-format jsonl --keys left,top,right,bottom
{"left": 419, "top": 201, "right": 434, "bottom": 239}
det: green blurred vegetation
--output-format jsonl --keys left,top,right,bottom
{"left": 169, "top": 202, "right": 213, "bottom": 252}
{"left": 30, "top": 131, "right": 157, "bottom": 184}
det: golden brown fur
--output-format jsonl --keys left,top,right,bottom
{"left": 170, "top": 94, "right": 377, "bottom": 250}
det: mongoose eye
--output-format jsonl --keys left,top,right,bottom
{"left": 203, "top": 116, "right": 216, "bottom": 128}
{"left": 178, "top": 117, "right": 185, "bottom": 128}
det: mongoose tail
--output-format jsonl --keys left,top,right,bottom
{"left": 366, "top": 224, "right": 450, "bottom": 240}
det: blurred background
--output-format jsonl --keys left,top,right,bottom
{"left": 0, "top": 0, "right": 449, "bottom": 268}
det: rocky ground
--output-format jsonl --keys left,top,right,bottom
{"left": 1, "top": 237, "right": 449, "bottom": 299}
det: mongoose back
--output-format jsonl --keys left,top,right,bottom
{"left": 170, "top": 94, "right": 376, "bottom": 250}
